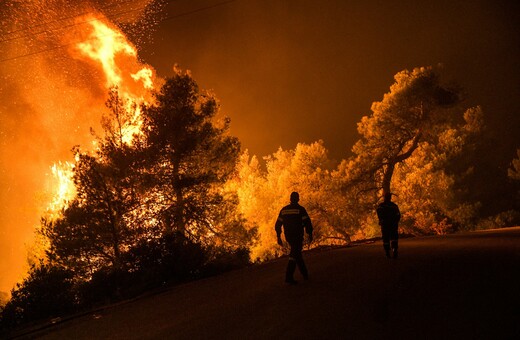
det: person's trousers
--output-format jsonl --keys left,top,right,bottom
{"left": 286, "top": 241, "right": 308, "bottom": 281}
{"left": 382, "top": 225, "right": 398, "bottom": 256}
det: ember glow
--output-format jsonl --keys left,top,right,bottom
{"left": 0, "top": 0, "right": 160, "bottom": 292}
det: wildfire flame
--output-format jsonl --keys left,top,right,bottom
{"left": 131, "top": 67, "right": 154, "bottom": 90}
{"left": 75, "top": 16, "right": 156, "bottom": 144}
{"left": 46, "top": 161, "right": 76, "bottom": 218}
{"left": 47, "top": 16, "right": 158, "bottom": 216}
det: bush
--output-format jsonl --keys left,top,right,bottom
{"left": 126, "top": 233, "right": 207, "bottom": 283}
{"left": 477, "top": 210, "right": 520, "bottom": 230}
{"left": 203, "top": 246, "right": 251, "bottom": 276}
{"left": 0, "top": 263, "right": 76, "bottom": 330}
{"left": 79, "top": 233, "right": 208, "bottom": 306}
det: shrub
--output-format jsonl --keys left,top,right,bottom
{"left": 0, "top": 263, "right": 76, "bottom": 330}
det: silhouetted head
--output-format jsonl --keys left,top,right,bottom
{"left": 384, "top": 192, "right": 392, "bottom": 202}
{"left": 290, "top": 191, "right": 300, "bottom": 203}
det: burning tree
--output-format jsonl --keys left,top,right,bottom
{"left": 42, "top": 68, "right": 253, "bottom": 276}
{"left": 42, "top": 90, "right": 147, "bottom": 277}
{"left": 1, "top": 4, "right": 254, "bottom": 328}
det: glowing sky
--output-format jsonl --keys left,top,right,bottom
{"left": 0, "top": 0, "right": 519, "bottom": 293}
{"left": 140, "top": 0, "right": 520, "bottom": 162}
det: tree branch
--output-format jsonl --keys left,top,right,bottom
{"left": 395, "top": 131, "right": 422, "bottom": 162}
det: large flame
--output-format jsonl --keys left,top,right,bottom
{"left": 76, "top": 19, "right": 138, "bottom": 89}
{"left": 47, "top": 161, "right": 76, "bottom": 217}
{"left": 75, "top": 16, "right": 156, "bottom": 144}
{"left": 45, "top": 16, "right": 158, "bottom": 217}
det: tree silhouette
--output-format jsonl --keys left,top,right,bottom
{"left": 139, "top": 68, "right": 243, "bottom": 242}
{"left": 351, "top": 66, "right": 460, "bottom": 197}
{"left": 340, "top": 66, "right": 489, "bottom": 234}
{"left": 391, "top": 107, "right": 484, "bottom": 234}
{"left": 42, "top": 90, "right": 147, "bottom": 277}
{"left": 0, "top": 262, "right": 75, "bottom": 329}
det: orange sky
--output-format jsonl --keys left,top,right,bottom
{"left": 138, "top": 0, "right": 519, "bottom": 162}
{"left": 1, "top": 0, "right": 519, "bottom": 293}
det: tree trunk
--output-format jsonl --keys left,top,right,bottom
{"left": 172, "top": 158, "right": 186, "bottom": 236}
{"left": 382, "top": 131, "right": 422, "bottom": 196}
{"left": 111, "top": 215, "right": 122, "bottom": 272}
{"left": 382, "top": 162, "right": 395, "bottom": 196}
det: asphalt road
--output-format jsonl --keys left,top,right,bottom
{"left": 22, "top": 227, "right": 520, "bottom": 339}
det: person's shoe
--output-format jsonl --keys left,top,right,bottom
{"left": 392, "top": 248, "right": 398, "bottom": 259}
{"left": 385, "top": 251, "right": 391, "bottom": 258}
{"left": 285, "top": 278, "right": 298, "bottom": 285}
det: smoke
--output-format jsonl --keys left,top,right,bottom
{"left": 0, "top": 0, "right": 161, "bottom": 292}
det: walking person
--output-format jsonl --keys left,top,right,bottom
{"left": 275, "top": 192, "right": 313, "bottom": 284}
{"left": 376, "top": 192, "right": 401, "bottom": 258}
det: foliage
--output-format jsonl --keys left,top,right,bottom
{"left": 78, "top": 233, "right": 207, "bottom": 305}
{"left": 233, "top": 66, "right": 488, "bottom": 245}
{"left": 40, "top": 69, "right": 250, "bottom": 275}
{"left": 232, "top": 78, "right": 487, "bottom": 253}
{"left": 1, "top": 237, "right": 252, "bottom": 330}
{"left": 138, "top": 69, "right": 244, "bottom": 242}
{"left": 0, "top": 291, "right": 8, "bottom": 307}
{"left": 231, "top": 141, "right": 354, "bottom": 260}
{"left": 338, "top": 66, "right": 489, "bottom": 235}
{"left": 202, "top": 245, "right": 251, "bottom": 276}
{"left": 350, "top": 66, "right": 461, "bottom": 197}
{"left": 42, "top": 90, "right": 149, "bottom": 278}
{"left": 508, "top": 149, "right": 520, "bottom": 181}
{"left": 476, "top": 210, "right": 520, "bottom": 230}
{"left": 392, "top": 107, "right": 485, "bottom": 234}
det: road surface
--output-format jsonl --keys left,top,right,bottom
{"left": 18, "top": 227, "right": 520, "bottom": 339}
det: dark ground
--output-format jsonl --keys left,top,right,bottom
{"left": 14, "top": 227, "right": 520, "bottom": 339}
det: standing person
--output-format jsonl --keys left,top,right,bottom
{"left": 376, "top": 192, "right": 401, "bottom": 258}
{"left": 275, "top": 191, "right": 313, "bottom": 285}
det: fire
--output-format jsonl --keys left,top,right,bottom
{"left": 46, "top": 161, "right": 76, "bottom": 218}
{"left": 75, "top": 16, "right": 156, "bottom": 144}
{"left": 77, "top": 19, "right": 138, "bottom": 88}
{"left": 131, "top": 67, "right": 155, "bottom": 90}
{"left": 48, "top": 16, "right": 158, "bottom": 216}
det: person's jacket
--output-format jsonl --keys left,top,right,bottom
{"left": 376, "top": 201, "right": 401, "bottom": 228}
{"left": 275, "top": 203, "right": 313, "bottom": 243}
